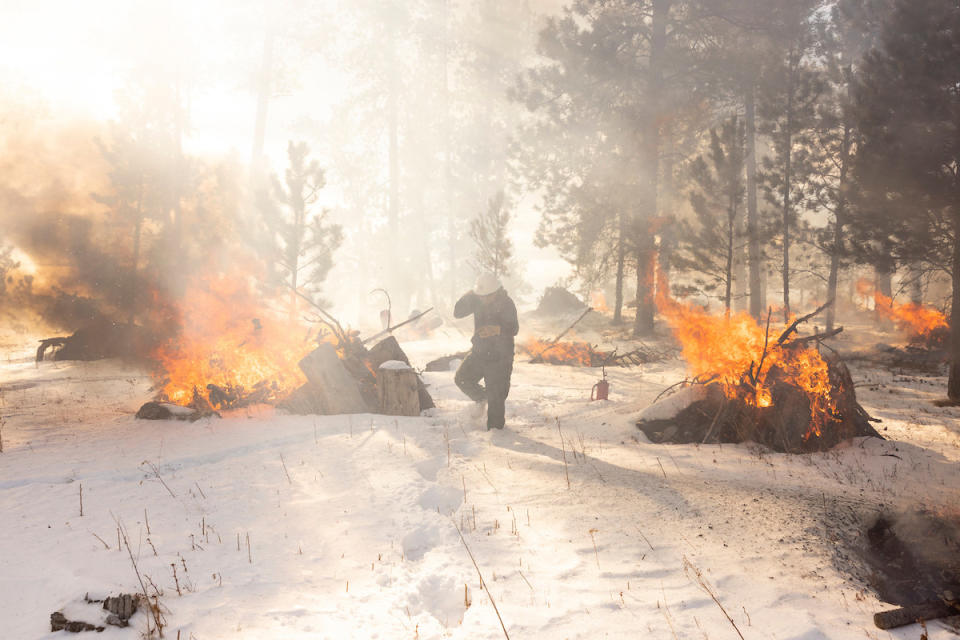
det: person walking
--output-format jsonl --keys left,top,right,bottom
{"left": 453, "top": 273, "right": 518, "bottom": 430}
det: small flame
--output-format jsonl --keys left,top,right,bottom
{"left": 856, "top": 279, "right": 947, "bottom": 338}
{"left": 590, "top": 291, "right": 610, "bottom": 313}
{"left": 656, "top": 279, "right": 835, "bottom": 439}
{"left": 521, "top": 338, "right": 596, "bottom": 366}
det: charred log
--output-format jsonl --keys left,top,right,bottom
{"left": 37, "top": 319, "right": 151, "bottom": 362}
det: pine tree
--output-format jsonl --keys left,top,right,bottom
{"left": 852, "top": 0, "right": 960, "bottom": 398}
{"left": 675, "top": 117, "right": 746, "bottom": 311}
{"left": 259, "top": 141, "right": 343, "bottom": 313}
{"left": 757, "top": 2, "right": 826, "bottom": 321}
{"left": 469, "top": 190, "right": 513, "bottom": 279}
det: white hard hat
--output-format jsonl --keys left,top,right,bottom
{"left": 474, "top": 273, "right": 501, "bottom": 296}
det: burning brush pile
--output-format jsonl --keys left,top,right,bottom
{"left": 131, "top": 275, "right": 432, "bottom": 421}
{"left": 638, "top": 293, "right": 882, "bottom": 453}
{"left": 856, "top": 279, "right": 949, "bottom": 347}
{"left": 520, "top": 338, "right": 658, "bottom": 367}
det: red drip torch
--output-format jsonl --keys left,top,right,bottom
{"left": 591, "top": 365, "right": 609, "bottom": 401}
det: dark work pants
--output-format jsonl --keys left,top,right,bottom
{"left": 455, "top": 350, "right": 513, "bottom": 429}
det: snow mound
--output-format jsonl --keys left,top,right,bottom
{"left": 379, "top": 359, "right": 412, "bottom": 370}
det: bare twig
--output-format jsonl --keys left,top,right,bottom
{"left": 279, "top": 453, "right": 293, "bottom": 485}
{"left": 451, "top": 519, "right": 510, "bottom": 640}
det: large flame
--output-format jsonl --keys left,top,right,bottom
{"left": 150, "top": 274, "right": 318, "bottom": 408}
{"left": 856, "top": 279, "right": 947, "bottom": 338}
{"left": 656, "top": 285, "right": 835, "bottom": 439}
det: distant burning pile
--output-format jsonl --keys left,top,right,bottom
{"left": 639, "top": 286, "right": 880, "bottom": 452}
{"left": 521, "top": 338, "right": 598, "bottom": 366}
{"left": 856, "top": 279, "right": 948, "bottom": 343}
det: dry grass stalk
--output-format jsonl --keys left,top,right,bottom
{"left": 142, "top": 461, "right": 176, "bottom": 499}
{"left": 280, "top": 453, "right": 293, "bottom": 484}
{"left": 682, "top": 555, "right": 745, "bottom": 640}
{"left": 79, "top": 483, "right": 83, "bottom": 517}
{"left": 246, "top": 532, "right": 252, "bottom": 563}
{"left": 115, "top": 517, "right": 166, "bottom": 637}
{"left": 589, "top": 528, "right": 601, "bottom": 569}
{"left": 91, "top": 532, "right": 110, "bottom": 549}
{"left": 451, "top": 518, "right": 511, "bottom": 640}
{"left": 557, "top": 418, "right": 570, "bottom": 490}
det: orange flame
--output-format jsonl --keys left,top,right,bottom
{"left": 856, "top": 279, "right": 947, "bottom": 338}
{"left": 590, "top": 291, "right": 610, "bottom": 313}
{"left": 150, "top": 274, "right": 319, "bottom": 408}
{"left": 521, "top": 338, "right": 596, "bottom": 366}
{"left": 656, "top": 280, "right": 835, "bottom": 438}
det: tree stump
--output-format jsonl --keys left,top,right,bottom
{"left": 299, "top": 343, "right": 371, "bottom": 414}
{"left": 378, "top": 361, "right": 420, "bottom": 416}
{"left": 367, "top": 336, "right": 435, "bottom": 409}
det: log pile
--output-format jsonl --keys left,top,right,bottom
{"left": 280, "top": 335, "right": 433, "bottom": 416}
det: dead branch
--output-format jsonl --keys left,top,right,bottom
{"left": 788, "top": 326, "right": 844, "bottom": 346}
{"left": 361, "top": 307, "right": 435, "bottom": 345}
{"left": 370, "top": 288, "right": 392, "bottom": 328}
{"left": 290, "top": 286, "right": 348, "bottom": 344}
{"left": 529, "top": 307, "right": 593, "bottom": 362}
{"left": 754, "top": 308, "right": 773, "bottom": 384}
{"left": 777, "top": 299, "right": 834, "bottom": 345}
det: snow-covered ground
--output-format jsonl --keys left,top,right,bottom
{"left": 1, "top": 326, "right": 959, "bottom": 639}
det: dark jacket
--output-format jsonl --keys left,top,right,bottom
{"left": 454, "top": 288, "right": 519, "bottom": 359}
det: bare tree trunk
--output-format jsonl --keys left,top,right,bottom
{"left": 387, "top": 25, "right": 402, "bottom": 309}
{"left": 874, "top": 261, "right": 894, "bottom": 329}
{"left": 782, "top": 48, "right": 796, "bottom": 323}
{"left": 128, "top": 193, "right": 144, "bottom": 326}
{"left": 725, "top": 206, "right": 736, "bottom": 312}
{"left": 825, "top": 158, "right": 848, "bottom": 329}
{"left": 614, "top": 211, "right": 625, "bottom": 324}
{"left": 908, "top": 262, "right": 924, "bottom": 304}
{"left": 949, "top": 216, "right": 960, "bottom": 400}
{"left": 251, "top": 29, "right": 274, "bottom": 173}
{"left": 745, "top": 84, "right": 763, "bottom": 320}
{"left": 826, "top": 64, "right": 854, "bottom": 333}
{"left": 633, "top": 0, "right": 670, "bottom": 337}
{"left": 441, "top": 0, "right": 456, "bottom": 308}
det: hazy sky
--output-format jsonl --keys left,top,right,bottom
{"left": 0, "top": 0, "right": 572, "bottom": 312}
